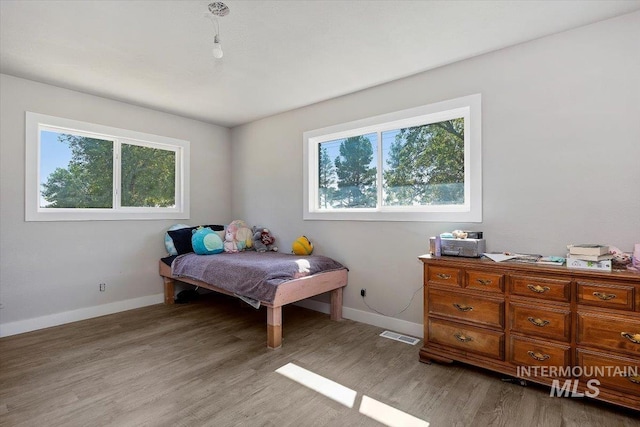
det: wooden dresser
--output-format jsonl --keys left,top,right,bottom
{"left": 419, "top": 255, "right": 640, "bottom": 410}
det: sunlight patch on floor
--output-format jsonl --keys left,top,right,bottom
{"left": 275, "top": 362, "right": 429, "bottom": 426}
{"left": 275, "top": 362, "right": 357, "bottom": 408}
{"left": 359, "top": 395, "right": 429, "bottom": 427}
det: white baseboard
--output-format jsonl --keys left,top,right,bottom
{"left": 1, "top": 294, "right": 422, "bottom": 340}
{"left": 0, "top": 293, "right": 164, "bottom": 338}
{"left": 294, "top": 299, "right": 423, "bottom": 339}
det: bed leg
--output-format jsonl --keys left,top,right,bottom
{"left": 163, "top": 277, "right": 175, "bottom": 305}
{"left": 267, "top": 306, "right": 282, "bottom": 349}
{"left": 330, "top": 287, "right": 343, "bottom": 321}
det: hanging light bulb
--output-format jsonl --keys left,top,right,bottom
{"left": 212, "top": 34, "right": 223, "bottom": 59}
{"left": 207, "top": 2, "right": 228, "bottom": 60}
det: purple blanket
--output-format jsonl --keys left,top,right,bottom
{"left": 171, "top": 251, "right": 346, "bottom": 304}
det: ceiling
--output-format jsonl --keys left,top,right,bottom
{"left": 1, "top": 1, "right": 639, "bottom": 128}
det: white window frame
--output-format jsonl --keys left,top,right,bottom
{"left": 25, "top": 112, "right": 190, "bottom": 221}
{"left": 303, "top": 94, "right": 481, "bottom": 222}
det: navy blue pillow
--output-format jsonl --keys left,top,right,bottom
{"left": 168, "top": 224, "right": 224, "bottom": 255}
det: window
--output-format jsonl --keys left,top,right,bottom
{"left": 303, "top": 94, "right": 481, "bottom": 222}
{"left": 26, "top": 112, "right": 189, "bottom": 221}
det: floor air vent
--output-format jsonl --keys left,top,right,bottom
{"left": 379, "top": 330, "right": 420, "bottom": 345}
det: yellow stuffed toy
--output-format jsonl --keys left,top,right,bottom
{"left": 292, "top": 235, "right": 313, "bottom": 255}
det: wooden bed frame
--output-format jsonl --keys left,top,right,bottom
{"left": 159, "top": 261, "right": 347, "bottom": 349}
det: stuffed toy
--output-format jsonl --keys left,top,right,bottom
{"left": 292, "top": 235, "right": 313, "bottom": 255}
{"left": 191, "top": 227, "right": 224, "bottom": 255}
{"left": 452, "top": 230, "right": 468, "bottom": 239}
{"left": 252, "top": 226, "right": 278, "bottom": 252}
{"left": 223, "top": 228, "right": 238, "bottom": 253}
{"left": 228, "top": 219, "right": 253, "bottom": 251}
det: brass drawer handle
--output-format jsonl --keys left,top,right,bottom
{"left": 527, "top": 351, "right": 550, "bottom": 361}
{"left": 527, "top": 317, "right": 550, "bottom": 327}
{"left": 476, "top": 279, "right": 492, "bottom": 285}
{"left": 527, "top": 284, "right": 550, "bottom": 294}
{"left": 437, "top": 273, "right": 452, "bottom": 280}
{"left": 593, "top": 292, "right": 616, "bottom": 301}
{"left": 621, "top": 332, "right": 640, "bottom": 344}
{"left": 453, "top": 303, "right": 473, "bottom": 312}
{"left": 454, "top": 333, "right": 473, "bottom": 343}
{"left": 626, "top": 375, "right": 640, "bottom": 385}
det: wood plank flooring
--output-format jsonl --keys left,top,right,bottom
{"left": 1, "top": 294, "right": 638, "bottom": 427}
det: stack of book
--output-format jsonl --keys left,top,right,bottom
{"left": 566, "top": 244, "right": 612, "bottom": 271}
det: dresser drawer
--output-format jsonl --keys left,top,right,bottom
{"left": 428, "top": 318, "right": 504, "bottom": 360}
{"left": 466, "top": 270, "right": 504, "bottom": 293}
{"left": 510, "top": 275, "right": 570, "bottom": 302}
{"left": 429, "top": 288, "right": 504, "bottom": 328}
{"left": 577, "top": 281, "right": 634, "bottom": 311}
{"left": 510, "top": 302, "right": 571, "bottom": 342}
{"left": 427, "top": 266, "right": 462, "bottom": 287}
{"left": 510, "top": 336, "right": 570, "bottom": 373}
{"left": 577, "top": 311, "right": 640, "bottom": 355}
{"left": 576, "top": 349, "right": 640, "bottom": 395}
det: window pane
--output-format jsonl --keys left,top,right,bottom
{"left": 382, "top": 118, "right": 464, "bottom": 206}
{"left": 121, "top": 144, "right": 176, "bottom": 207}
{"left": 318, "top": 133, "right": 377, "bottom": 209}
{"left": 40, "top": 130, "right": 113, "bottom": 208}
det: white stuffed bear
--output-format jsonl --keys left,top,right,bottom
{"left": 223, "top": 229, "right": 238, "bottom": 253}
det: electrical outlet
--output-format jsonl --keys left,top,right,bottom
{"left": 360, "top": 288, "right": 366, "bottom": 297}
{"left": 99, "top": 283, "right": 106, "bottom": 292}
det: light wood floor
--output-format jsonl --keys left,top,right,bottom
{"left": 1, "top": 294, "right": 638, "bottom": 427}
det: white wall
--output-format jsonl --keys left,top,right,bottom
{"left": 0, "top": 74, "right": 232, "bottom": 335}
{"left": 231, "top": 12, "right": 640, "bottom": 334}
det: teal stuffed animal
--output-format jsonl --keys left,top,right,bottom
{"left": 191, "top": 227, "right": 224, "bottom": 255}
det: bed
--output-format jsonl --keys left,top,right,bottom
{"left": 159, "top": 251, "right": 348, "bottom": 349}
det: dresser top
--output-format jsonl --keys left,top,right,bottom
{"left": 419, "top": 254, "right": 640, "bottom": 283}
